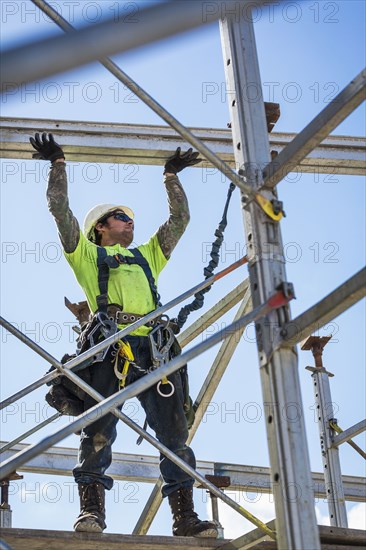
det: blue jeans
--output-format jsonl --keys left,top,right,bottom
{"left": 73, "top": 335, "right": 195, "bottom": 497}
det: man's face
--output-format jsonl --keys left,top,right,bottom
{"left": 96, "top": 210, "right": 134, "bottom": 246}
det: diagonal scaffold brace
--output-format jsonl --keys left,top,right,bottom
{"left": 0, "top": 284, "right": 294, "bottom": 538}
{"left": 28, "top": 0, "right": 284, "bottom": 222}
{"left": 0, "top": 255, "right": 249, "bottom": 413}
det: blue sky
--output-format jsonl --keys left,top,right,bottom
{"left": 1, "top": 0, "right": 365, "bottom": 538}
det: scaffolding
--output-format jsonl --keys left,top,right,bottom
{"left": 1, "top": 1, "right": 365, "bottom": 549}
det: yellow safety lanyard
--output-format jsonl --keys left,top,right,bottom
{"left": 114, "top": 339, "right": 169, "bottom": 389}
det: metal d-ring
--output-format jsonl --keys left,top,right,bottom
{"left": 156, "top": 380, "right": 175, "bottom": 397}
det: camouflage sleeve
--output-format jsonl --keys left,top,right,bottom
{"left": 157, "top": 174, "right": 190, "bottom": 259}
{"left": 47, "top": 162, "right": 80, "bottom": 253}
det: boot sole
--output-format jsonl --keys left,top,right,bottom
{"left": 194, "top": 528, "right": 219, "bottom": 538}
{"left": 74, "top": 517, "right": 104, "bottom": 533}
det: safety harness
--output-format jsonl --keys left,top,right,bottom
{"left": 93, "top": 246, "right": 175, "bottom": 396}
{"left": 92, "top": 178, "right": 238, "bottom": 387}
{"left": 46, "top": 186, "right": 237, "bottom": 420}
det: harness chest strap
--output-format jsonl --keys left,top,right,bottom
{"left": 96, "top": 246, "right": 161, "bottom": 311}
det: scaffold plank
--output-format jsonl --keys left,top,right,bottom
{"left": 219, "top": 523, "right": 366, "bottom": 550}
{"left": 0, "top": 529, "right": 225, "bottom": 550}
{"left": 0, "top": 118, "right": 365, "bottom": 176}
{"left": 1, "top": 525, "right": 365, "bottom": 550}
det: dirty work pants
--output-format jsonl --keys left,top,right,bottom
{"left": 73, "top": 335, "right": 195, "bottom": 497}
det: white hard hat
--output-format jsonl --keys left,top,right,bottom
{"left": 83, "top": 203, "right": 135, "bottom": 242}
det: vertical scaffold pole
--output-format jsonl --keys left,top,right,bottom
{"left": 220, "top": 14, "right": 320, "bottom": 549}
{"left": 303, "top": 336, "right": 348, "bottom": 527}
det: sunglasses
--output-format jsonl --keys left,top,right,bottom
{"left": 113, "top": 212, "right": 133, "bottom": 223}
{"left": 98, "top": 210, "right": 133, "bottom": 225}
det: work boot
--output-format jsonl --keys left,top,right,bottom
{"left": 74, "top": 482, "right": 107, "bottom": 533}
{"left": 168, "top": 487, "right": 218, "bottom": 537}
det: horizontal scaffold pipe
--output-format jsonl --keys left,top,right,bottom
{"left": 0, "top": 256, "right": 248, "bottom": 412}
{"left": 0, "top": 288, "right": 287, "bottom": 479}
{"left": 0, "top": 296, "right": 286, "bottom": 538}
{"left": 1, "top": 118, "right": 365, "bottom": 176}
{"left": 1, "top": 0, "right": 281, "bottom": 92}
{"left": 3, "top": 0, "right": 287, "bottom": 216}
{"left": 2, "top": 443, "right": 365, "bottom": 502}
{"left": 26, "top": 0, "right": 261, "bottom": 201}
{"left": 0, "top": 281, "right": 249, "bottom": 452}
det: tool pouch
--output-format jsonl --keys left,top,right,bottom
{"left": 45, "top": 353, "right": 90, "bottom": 416}
{"left": 44, "top": 317, "right": 105, "bottom": 416}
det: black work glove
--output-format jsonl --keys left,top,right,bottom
{"left": 29, "top": 132, "right": 65, "bottom": 162}
{"left": 164, "top": 147, "right": 201, "bottom": 175}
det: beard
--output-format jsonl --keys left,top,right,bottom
{"left": 97, "top": 221, "right": 134, "bottom": 247}
{"left": 109, "top": 222, "right": 134, "bottom": 247}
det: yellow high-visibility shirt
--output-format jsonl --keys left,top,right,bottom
{"left": 64, "top": 231, "right": 168, "bottom": 336}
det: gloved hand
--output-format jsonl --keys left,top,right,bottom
{"left": 29, "top": 133, "right": 65, "bottom": 162}
{"left": 164, "top": 147, "right": 201, "bottom": 174}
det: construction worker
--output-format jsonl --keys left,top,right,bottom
{"left": 29, "top": 133, "right": 218, "bottom": 538}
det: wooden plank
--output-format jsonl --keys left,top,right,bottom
{"left": 220, "top": 523, "right": 366, "bottom": 550}
{"left": 1, "top": 526, "right": 365, "bottom": 550}
{"left": 219, "top": 521, "right": 275, "bottom": 550}
{"left": 319, "top": 524, "right": 366, "bottom": 546}
{"left": 0, "top": 529, "right": 225, "bottom": 550}
{"left": 235, "top": 545, "right": 361, "bottom": 550}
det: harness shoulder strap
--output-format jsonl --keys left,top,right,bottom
{"left": 96, "top": 246, "right": 109, "bottom": 313}
{"left": 130, "top": 248, "right": 161, "bottom": 307}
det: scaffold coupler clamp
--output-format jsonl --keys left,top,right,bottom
{"left": 329, "top": 418, "right": 338, "bottom": 434}
{"left": 255, "top": 284, "right": 295, "bottom": 351}
{"left": 148, "top": 316, "right": 175, "bottom": 397}
{"left": 254, "top": 193, "right": 285, "bottom": 221}
{"left": 238, "top": 164, "right": 285, "bottom": 221}
{"left": 262, "top": 282, "right": 296, "bottom": 355}
{"left": 269, "top": 282, "right": 295, "bottom": 307}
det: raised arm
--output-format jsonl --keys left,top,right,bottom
{"left": 47, "top": 160, "right": 80, "bottom": 253}
{"left": 157, "top": 174, "right": 190, "bottom": 258}
{"left": 30, "top": 133, "right": 80, "bottom": 253}
{"left": 157, "top": 148, "right": 201, "bottom": 259}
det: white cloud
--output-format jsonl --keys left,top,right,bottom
{"left": 316, "top": 503, "right": 366, "bottom": 530}
{"left": 348, "top": 503, "right": 366, "bottom": 530}
{"left": 211, "top": 497, "right": 366, "bottom": 540}
{"left": 207, "top": 493, "right": 275, "bottom": 539}
{"left": 315, "top": 505, "right": 330, "bottom": 526}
